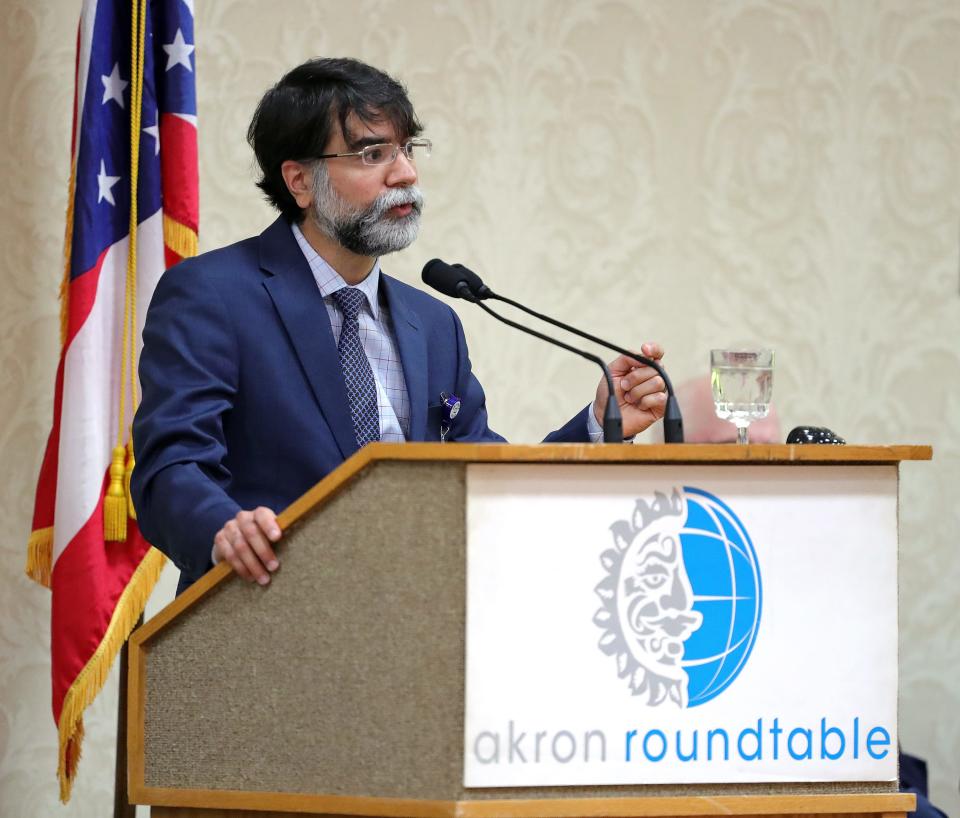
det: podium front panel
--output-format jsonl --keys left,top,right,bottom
{"left": 464, "top": 464, "right": 898, "bottom": 788}
{"left": 143, "top": 462, "right": 468, "bottom": 798}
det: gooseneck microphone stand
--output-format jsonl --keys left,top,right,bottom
{"left": 475, "top": 290, "right": 683, "bottom": 443}
{"left": 454, "top": 283, "right": 624, "bottom": 443}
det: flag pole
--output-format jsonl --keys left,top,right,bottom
{"left": 112, "top": 616, "right": 141, "bottom": 818}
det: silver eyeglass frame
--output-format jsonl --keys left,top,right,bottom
{"left": 315, "top": 137, "right": 432, "bottom": 166}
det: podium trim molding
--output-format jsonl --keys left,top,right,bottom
{"left": 132, "top": 786, "right": 915, "bottom": 817}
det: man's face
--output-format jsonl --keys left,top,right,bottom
{"left": 309, "top": 113, "right": 424, "bottom": 257}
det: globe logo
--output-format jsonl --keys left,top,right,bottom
{"left": 594, "top": 487, "right": 762, "bottom": 708}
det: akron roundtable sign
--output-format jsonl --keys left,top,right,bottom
{"left": 463, "top": 463, "right": 898, "bottom": 787}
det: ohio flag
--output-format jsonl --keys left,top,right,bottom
{"left": 25, "top": 0, "right": 198, "bottom": 801}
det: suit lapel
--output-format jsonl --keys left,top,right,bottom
{"left": 258, "top": 218, "right": 358, "bottom": 460}
{"left": 382, "top": 274, "right": 428, "bottom": 441}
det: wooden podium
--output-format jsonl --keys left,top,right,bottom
{"left": 127, "top": 443, "right": 930, "bottom": 818}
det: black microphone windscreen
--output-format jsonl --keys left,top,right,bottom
{"left": 422, "top": 259, "right": 488, "bottom": 300}
{"left": 421, "top": 258, "right": 465, "bottom": 298}
{"left": 450, "top": 263, "right": 486, "bottom": 296}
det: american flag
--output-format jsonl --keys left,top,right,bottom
{"left": 25, "top": 0, "right": 198, "bottom": 801}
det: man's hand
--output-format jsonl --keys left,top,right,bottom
{"left": 213, "top": 507, "right": 282, "bottom": 586}
{"left": 594, "top": 342, "right": 668, "bottom": 439}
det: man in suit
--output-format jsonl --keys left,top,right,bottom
{"left": 132, "top": 58, "right": 668, "bottom": 593}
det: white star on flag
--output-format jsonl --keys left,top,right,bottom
{"left": 181, "top": 0, "right": 195, "bottom": 15}
{"left": 96, "top": 159, "right": 121, "bottom": 205}
{"left": 143, "top": 121, "right": 160, "bottom": 156}
{"left": 163, "top": 28, "right": 195, "bottom": 72}
{"left": 101, "top": 63, "right": 128, "bottom": 108}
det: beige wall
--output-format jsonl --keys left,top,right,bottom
{"left": 1, "top": 1, "right": 958, "bottom": 815}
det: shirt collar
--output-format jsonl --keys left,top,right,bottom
{"left": 291, "top": 222, "right": 382, "bottom": 319}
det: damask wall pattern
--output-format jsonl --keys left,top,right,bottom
{"left": 0, "top": 2, "right": 957, "bottom": 816}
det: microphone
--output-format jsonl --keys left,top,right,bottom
{"left": 422, "top": 259, "right": 684, "bottom": 443}
{"left": 421, "top": 259, "right": 489, "bottom": 302}
{"left": 422, "top": 259, "right": 624, "bottom": 443}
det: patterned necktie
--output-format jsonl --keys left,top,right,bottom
{"left": 331, "top": 287, "right": 380, "bottom": 447}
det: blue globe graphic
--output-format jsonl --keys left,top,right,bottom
{"left": 679, "top": 487, "right": 762, "bottom": 707}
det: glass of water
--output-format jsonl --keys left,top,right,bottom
{"left": 710, "top": 349, "right": 775, "bottom": 444}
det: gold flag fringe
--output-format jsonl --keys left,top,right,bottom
{"left": 25, "top": 527, "right": 54, "bottom": 588}
{"left": 163, "top": 214, "right": 198, "bottom": 259}
{"left": 57, "top": 546, "right": 166, "bottom": 802}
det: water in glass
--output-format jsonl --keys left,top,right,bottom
{"left": 710, "top": 350, "right": 774, "bottom": 443}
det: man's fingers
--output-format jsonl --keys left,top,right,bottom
{"left": 620, "top": 371, "right": 665, "bottom": 403}
{"left": 253, "top": 506, "right": 282, "bottom": 542}
{"left": 238, "top": 512, "right": 280, "bottom": 573}
{"left": 212, "top": 507, "right": 281, "bottom": 586}
{"left": 610, "top": 353, "right": 644, "bottom": 374}
{"left": 640, "top": 341, "right": 664, "bottom": 361}
{"left": 214, "top": 530, "right": 254, "bottom": 582}
{"left": 603, "top": 342, "right": 668, "bottom": 436}
{"left": 637, "top": 390, "right": 668, "bottom": 412}
{"left": 608, "top": 344, "right": 664, "bottom": 380}
{"left": 227, "top": 516, "right": 272, "bottom": 585}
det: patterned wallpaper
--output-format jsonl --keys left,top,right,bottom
{"left": 0, "top": 1, "right": 957, "bottom": 815}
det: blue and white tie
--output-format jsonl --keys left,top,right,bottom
{"left": 332, "top": 288, "right": 380, "bottom": 448}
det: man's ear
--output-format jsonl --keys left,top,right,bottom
{"left": 280, "top": 160, "right": 314, "bottom": 210}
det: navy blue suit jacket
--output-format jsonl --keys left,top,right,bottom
{"left": 132, "top": 217, "right": 591, "bottom": 590}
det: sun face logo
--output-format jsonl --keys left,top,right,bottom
{"left": 594, "top": 487, "right": 762, "bottom": 708}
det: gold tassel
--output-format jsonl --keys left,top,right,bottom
{"left": 25, "top": 527, "right": 54, "bottom": 588}
{"left": 124, "top": 439, "right": 137, "bottom": 520}
{"left": 104, "top": 445, "right": 128, "bottom": 542}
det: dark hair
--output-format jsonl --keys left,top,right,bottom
{"left": 247, "top": 57, "right": 423, "bottom": 222}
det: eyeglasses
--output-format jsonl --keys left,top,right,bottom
{"left": 316, "top": 138, "right": 432, "bottom": 166}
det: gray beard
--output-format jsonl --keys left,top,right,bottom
{"left": 309, "top": 163, "right": 424, "bottom": 257}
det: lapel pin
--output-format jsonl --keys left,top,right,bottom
{"left": 441, "top": 392, "right": 461, "bottom": 421}
{"left": 440, "top": 392, "right": 461, "bottom": 443}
